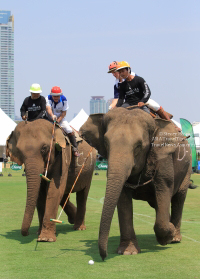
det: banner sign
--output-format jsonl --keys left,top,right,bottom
{"left": 10, "top": 164, "right": 22, "bottom": 170}
{"left": 96, "top": 161, "right": 108, "bottom": 170}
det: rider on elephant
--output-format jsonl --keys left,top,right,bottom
{"left": 109, "top": 61, "right": 171, "bottom": 120}
{"left": 107, "top": 61, "right": 136, "bottom": 110}
{"left": 46, "top": 86, "right": 80, "bottom": 157}
{"left": 20, "top": 83, "right": 47, "bottom": 122}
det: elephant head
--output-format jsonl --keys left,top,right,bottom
{"left": 6, "top": 119, "right": 69, "bottom": 236}
{"left": 80, "top": 108, "right": 180, "bottom": 260}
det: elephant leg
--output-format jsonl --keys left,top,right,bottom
{"left": 170, "top": 191, "right": 187, "bottom": 243}
{"left": 60, "top": 195, "right": 77, "bottom": 224}
{"left": 38, "top": 154, "right": 68, "bottom": 242}
{"left": 170, "top": 162, "right": 191, "bottom": 243}
{"left": 117, "top": 187, "right": 141, "bottom": 255}
{"left": 154, "top": 157, "right": 175, "bottom": 245}
{"left": 170, "top": 169, "right": 190, "bottom": 243}
{"left": 74, "top": 185, "right": 90, "bottom": 230}
{"left": 37, "top": 180, "right": 48, "bottom": 235}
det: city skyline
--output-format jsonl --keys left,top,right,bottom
{"left": 0, "top": 10, "right": 14, "bottom": 120}
{"left": 1, "top": 1, "right": 200, "bottom": 124}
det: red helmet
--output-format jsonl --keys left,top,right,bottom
{"left": 107, "top": 61, "right": 119, "bottom": 73}
{"left": 50, "top": 86, "right": 63, "bottom": 96}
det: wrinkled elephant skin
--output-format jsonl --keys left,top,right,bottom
{"left": 80, "top": 108, "right": 192, "bottom": 260}
{"left": 6, "top": 119, "right": 96, "bottom": 242}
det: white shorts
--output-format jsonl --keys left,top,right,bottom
{"left": 60, "top": 118, "right": 73, "bottom": 134}
{"left": 147, "top": 99, "right": 161, "bottom": 112}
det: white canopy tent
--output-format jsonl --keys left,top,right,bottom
{"left": 0, "top": 108, "right": 16, "bottom": 145}
{"left": 69, "top": 109, "right": 89, "bottom": 131}
{"left": 0, "top": 108, "right": 17, "bottom": 158}
{"left": 192, "top": 123, "right": 200, "bottom": 150}
{"left": 172, "top": 119, "right": 181, "bottom": 130}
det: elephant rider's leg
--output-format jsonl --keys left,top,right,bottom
{"left": 156, "top": 107, "right": 181, "bottom": 132}
{"left": 147, "top": 100, "right": 181, "bottom": 131}
{"left": 67, "top": 132, "right": 80, "bottom": 157}
{"left": 156, "top": 107, "right": 171, "bottom": 120}
{"left": 60, "top": 119, "right": 80, "bottom": 157}
{"left": 147, "top": 100, "right": 171, "bottom": 120}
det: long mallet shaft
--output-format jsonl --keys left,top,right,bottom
{"left": 126, "top": 103, "right": 149, "bottom": 109}
{"left": 40, "top": 121, "right": 56, "bottom": 182}
{"left": 50, "top": 146, "right": 93, "bottom": 224}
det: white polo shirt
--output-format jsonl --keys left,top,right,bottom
{"left": 46, "top": 95, "right": 69, "bottom": 118}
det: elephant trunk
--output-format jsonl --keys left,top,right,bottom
{"left": 99, "top": 153, "right": 133, "bottom": 260}
{"left": 21, "top": 159, "right": 44, "bottom": 236}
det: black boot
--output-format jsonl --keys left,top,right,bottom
{"left": 67, "top": 132, "right": 80, "bottom": 157}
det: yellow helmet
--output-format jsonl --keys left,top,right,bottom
{"left": 116, "top": 61, "right": 130, "bottom": 71}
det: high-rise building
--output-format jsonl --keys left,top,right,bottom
{"left": 106, "top": 98, "right": 113, "bottom": 112}
{"left": 0, "top": 11, "right": 14, "bottom": 120}
{"left": 90, "top": 96, "right": 106, "bottom": 114}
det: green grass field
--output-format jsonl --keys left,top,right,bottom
{"left": 0, "top": 169, "right": 200, "bottom": 279}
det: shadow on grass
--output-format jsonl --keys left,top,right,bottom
{"left": 58, "top": 233, "right": 171, "bottom": 262}
{"left": 0, "top": 223, "right": 74, "bottom": 244}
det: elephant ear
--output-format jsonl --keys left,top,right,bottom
{"left": 151, "top": 119, "right": 179, "bottom": 161}
{"left": 6, "top": 131, "right": 23, "bottom": 165}
{"left": 54, "top": 127, "right": 66, "bottom": 149}
{"left": 80, "top": 113, "right": 107, "bottom": 158}
{"left": 142, "top": 119, "right": 180, "bottom": 180}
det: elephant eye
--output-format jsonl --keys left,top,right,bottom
{"left": 134, "top": 142, "right": 142, "bottom": 156}
{"left": 41, "top": 144, "right": 50, "bottom": 156}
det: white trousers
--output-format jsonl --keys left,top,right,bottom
{"left": 47, "top": 115, "right": 73, "bottom": 134}
{"left": 59, "top": 118, "right": 73, "bottom": 134}
{"left": 147, "top": 99, "right": 161, "bottom": 112}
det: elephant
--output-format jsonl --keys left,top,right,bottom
{"left": 80, "top": 108, "right": 192, "bottom": 260}
{"left": 6, "top": 119, "right": 96, "bottom": 242}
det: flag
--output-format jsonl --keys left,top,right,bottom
{"left": 180, "top": 118, "right": 197, "bottom": 168}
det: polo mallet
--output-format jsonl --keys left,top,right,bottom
{"left": 25, "top": 111, "right": 28, "bottom": 124}
{"left": 126, "top": 102, "right": 149, "bottom": 109}
{"left": 50, "top": 146, "right": 93, "bottom": 224}
{"left": 40, "top": 121, "right": 56, "bottom": 182}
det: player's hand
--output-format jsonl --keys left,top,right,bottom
{"left": 52, "top": 115, "right": 57, "bottom": 121}
{"left": 138, "top": 102, "right": 145, "bottom": 107}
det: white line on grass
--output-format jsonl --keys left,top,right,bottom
{"left": 181, "top": 235, "right": 200, "bottom": 243}
{"left": 88, "top": 196, "right": 200, "bottom": 244}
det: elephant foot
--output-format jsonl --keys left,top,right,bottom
{"left": 37, "top": 231, "right": 56, "bottom": 242}
{"left": 171, "top": 229, "right": 182, "bottom": 243}
{"left": 117, "top": 240, "right": 141, "bottom": 255}
{"left": 21, "top": 230, "right": 29, "bottom": 236}
{"left": 155, "top": 222, "right": 175, "bottom": 246}
{"left": 73, "top": 224, "right": 86, "bottom": 231}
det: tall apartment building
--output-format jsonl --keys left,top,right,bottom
{"left": 90, "top": 96, "right": 106, "bottom": 114}
{"left": 0, "top": 11, "right": 14, "bottom": 120}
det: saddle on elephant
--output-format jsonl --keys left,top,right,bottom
{"left": 55, "top": 123, "right": 83, "bottom": 151}
{"left": 126, "top": 104, "right": 180, "bottom": 131}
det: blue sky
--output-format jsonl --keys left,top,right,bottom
{"left": 3, "top": 0, "right": 200, "bottom": 122}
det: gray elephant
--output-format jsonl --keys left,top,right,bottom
{"left": 80, "top": 108, "right": 192, "bottom": 260}
{"left": 6, "top": 119, "right": 96, "bottom": 242}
